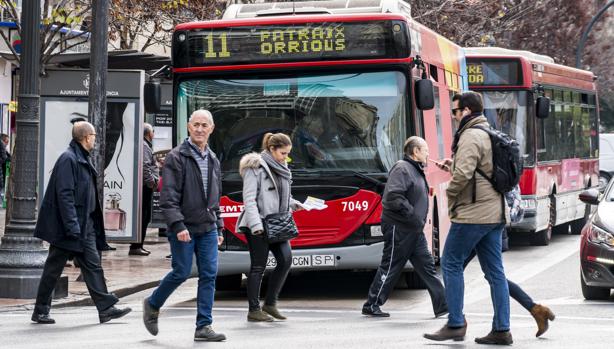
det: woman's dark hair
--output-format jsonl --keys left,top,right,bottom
{"left": 262, "top": 132, "right": 292, "bottom": 152}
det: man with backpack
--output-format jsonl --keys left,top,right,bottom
{"left": 424, "top": 92, "right": 512, "bottom": 345}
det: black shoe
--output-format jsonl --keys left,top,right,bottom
{"left": 194, "top": 325, "right": 226, "bottom": 342}
{"left": 99, "top": 306, "right": 132, "bottom": 323}
{"left": 475, "top": 331, "right": 513, "bottom": 345}
{"left": 361, "top": 305, "right": 390, "bottom": 317}
{"left": 142, "top": 247, "right": 151, "bottom": 254}
{"left": 142, "top": 298, "right": 159, "bottom": 336}
{"left": 101, "top": 244, "right": 116, "bottom": 251}
{"left": 31, "top": 312, "right": 55, "bottom": 324}
{"left": 435, "top": 308, "right": 449, "bottom": 318}
{"left": 129, "top": 248, "right": 150, "bottom": 256}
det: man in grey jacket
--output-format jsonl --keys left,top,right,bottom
{"left": 130, "top": 123, "right": 159, "bottom": 255}
{"left": 362, "top": 137, "right": 447, "bottom": 318}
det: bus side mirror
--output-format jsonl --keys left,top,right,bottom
{"left": 144, "top": 80, "right": 161, "bottom": 113}
{"left": 415, "top": 79, "right": 434, "bottom": 110}
{"left": 536, "top": 96, "right": 550, "bottom": 119}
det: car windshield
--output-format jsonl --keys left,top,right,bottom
{"left": 176, "top": 71, "right": 409, "bottom": 175}
{"left": 482, "top": 91, "right": 534, "bottom": 165}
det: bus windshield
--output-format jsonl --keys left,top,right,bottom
{"left": 176, "top": 71, "right": 409, "bottom": 174}
{"left": 482, "top": 91, "right": 534, "bottom": 165}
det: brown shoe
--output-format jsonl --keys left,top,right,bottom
{"left": 262, "top": 304, "right": 287, "bottom": 320}
{"left": 247, "top": 309, "right": 274, "bottom": 322}
{"left": 423, "top": 321, "right": 467, "bottom": 342}
{"left": 530, "top": 304, "right": 555, "bottom": 337}
{"left": 475, "top": 330, "right": 513, "bottom": 345}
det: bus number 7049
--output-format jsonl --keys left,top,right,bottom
{"left": 341, "top": 201, "right": 369, "bottom": 212}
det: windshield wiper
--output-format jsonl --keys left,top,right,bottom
{"left": 294, "top": 169, "right": 386, "bottom": 192}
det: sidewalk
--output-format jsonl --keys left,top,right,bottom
{"left": 0, "top": 209, "right": 171, "bottom": 312}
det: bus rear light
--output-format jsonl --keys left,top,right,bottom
{"left": 519, "top": 168, "right": 537, "bottom": 195}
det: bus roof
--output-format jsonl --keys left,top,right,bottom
{"left": 466, "top": 46, "right": 595, "bottom": 90}
{"left": 223, "top": 0, "right": 411, "bottom": 19}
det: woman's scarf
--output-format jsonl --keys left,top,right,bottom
{"left": 261, "top": 151, "right": 292, "bottom": 212}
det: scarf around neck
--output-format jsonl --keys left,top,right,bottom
{"left": 452, "top": 112, "right": 482, "bottom": 154}
{"left": 261, "top": 151, "right": 292, "bottom": 212}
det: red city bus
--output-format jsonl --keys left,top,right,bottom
{"left": 465, "top": 47, "right": 599, "bottom": 246}
{"left": 169, "top": 0, "right": 466, "bottom": 289}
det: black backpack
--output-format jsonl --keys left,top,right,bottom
{"left": 471, "top": 125, "right": 523, "bottom": 194}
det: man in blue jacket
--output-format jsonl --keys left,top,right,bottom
{"left": 362, "top": 137, "right": 447, "bottom": 318}
{"left": 31, "top": 121, "right": 131, "bottom": 324}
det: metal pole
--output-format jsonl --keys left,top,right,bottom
{"left": 88, "top": 0, "right": 108, "bottom": 199}
{"left": 576, "top": 0, "right": 614, "bottom": 68}
{"left": 0, "top": 0, "right": 48, "bottom": 298}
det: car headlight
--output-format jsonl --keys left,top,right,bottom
{"left": 588, "top": 224, "right": 614, "bottom": 246}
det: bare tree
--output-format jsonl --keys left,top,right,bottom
{"left": 0, "top": 0, "right": 91, "bottom": 70}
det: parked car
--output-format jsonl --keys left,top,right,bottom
{"left": 599, "top": 134, "right": 614, "bottom": 191}
{"left": 578, "top": 181, "right": 614, "bottom": 300}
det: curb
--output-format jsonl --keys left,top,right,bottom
{"left": 54, "top": 280, "right": 161, "bottom": 308}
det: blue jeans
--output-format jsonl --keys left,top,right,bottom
{"left": 149, "top": 230, "right": 218, "bottom": 328}
{"left": 442, "top": 223, "right": 510, "bottom": 331}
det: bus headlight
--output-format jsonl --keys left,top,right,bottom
{"left": 370, "top": 225, "right": 383, "bottom": 237}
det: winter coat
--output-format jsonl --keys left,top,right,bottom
{"left": 143, "top": 138, "right": 159, "bottom": 189}
{"left": 236, "top": 153, "right": 300, "bottom": 233}
{"left": 160, "top": 139, "right": 223, "bottom": 236}
{"left": 34, "top": 140, "right": 106, "bottom": 252}
{"left": 381, "top": 156, "right": 429, "bottom": 232}
{"left": 447, "top": 115, "right": 508, "bottom": 224}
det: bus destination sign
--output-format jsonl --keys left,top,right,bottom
{"left": 174, "top": 21, "right": 410, "bottom": 67}
{"left": 467, "top": 59, "right": 523, "bottom": 86}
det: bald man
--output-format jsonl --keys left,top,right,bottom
{"left": 32, "top": 121, "right": 131, "bottom": 324}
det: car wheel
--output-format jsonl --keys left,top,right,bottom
{"left": 405, "top": 271, "right": 427, "bottom": 290}
{"left": 581, "top": 271, "right": 611, "bottom": 300}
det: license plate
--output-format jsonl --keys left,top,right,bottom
{"left": 266, "top": 254, "right": 335, "bottom": 268}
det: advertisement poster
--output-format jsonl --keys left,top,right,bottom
{"left": 40, "top": 100, "right": 142, "bottom": 241}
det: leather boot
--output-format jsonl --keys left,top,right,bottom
{"left": 423, "top": 321, "right": 467, "bottom": 342}
{"left": 262, "top": 304, "right": 287, "bottom": 320}
{"left": 475, "top": 330, "right": 513, "bottom": 345}
{"left": 530, "top": 304, "right": 555, "bottom": 337}
{"left": 247, "top": 309, "right": 274, "bottom": 322}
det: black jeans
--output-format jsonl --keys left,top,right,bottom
{"left": 245, "top": 233, "right": 292, "bottom": 311}
{"left": 464, "top": 249, "right": 536, "bottom": 311}
{"left": 364, "top": 223, "right": 447, "bottom": 316}
{"left": 35, "top": 236, "right": 118, "bottom": 314}
{"left": 131, "top": 186, "right": 153, "bottom": 250}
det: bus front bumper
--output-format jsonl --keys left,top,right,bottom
{"left": 217, "top": 242, "right": 415, "bottom": 276}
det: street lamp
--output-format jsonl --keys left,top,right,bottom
{"left": 575, "top": 0, "right": 614, "bottom": 68}
{"left": 0, "top": 0, "right": 48, "bottom": 297}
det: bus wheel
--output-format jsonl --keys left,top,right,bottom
{"left": 532, "top": 196, "right": 554, "bottom": 246}
{"left": 405, "top": 271, "right": 426, "bottom": 290}
{"left": 216, "top": 274, "right": 242, "bottom": 291}
{"left": 570, "top": 204, "right": 590, "bottom": 235}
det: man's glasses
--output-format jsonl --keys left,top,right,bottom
{"left": 451, "top": 108, "right": 462, "bottom": 115}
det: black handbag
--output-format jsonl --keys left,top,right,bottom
{"left": 262, "top": 211, "right": 299, "bottom": 243}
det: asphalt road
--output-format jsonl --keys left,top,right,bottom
{"left": 2, "top": 233, "right": 613, "bottom": 349}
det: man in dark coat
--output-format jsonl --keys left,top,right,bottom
{"left": 129, "top": 123, "right": 159, "bottom": 255}
{"left": 31, "top": 121, "right": 131, "bottom": 324}
{"left": 142, "top": 109, "right": 226, "bottom": 342}
{"left": 362, "top": 136, "right": 447, "bottom": 318}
